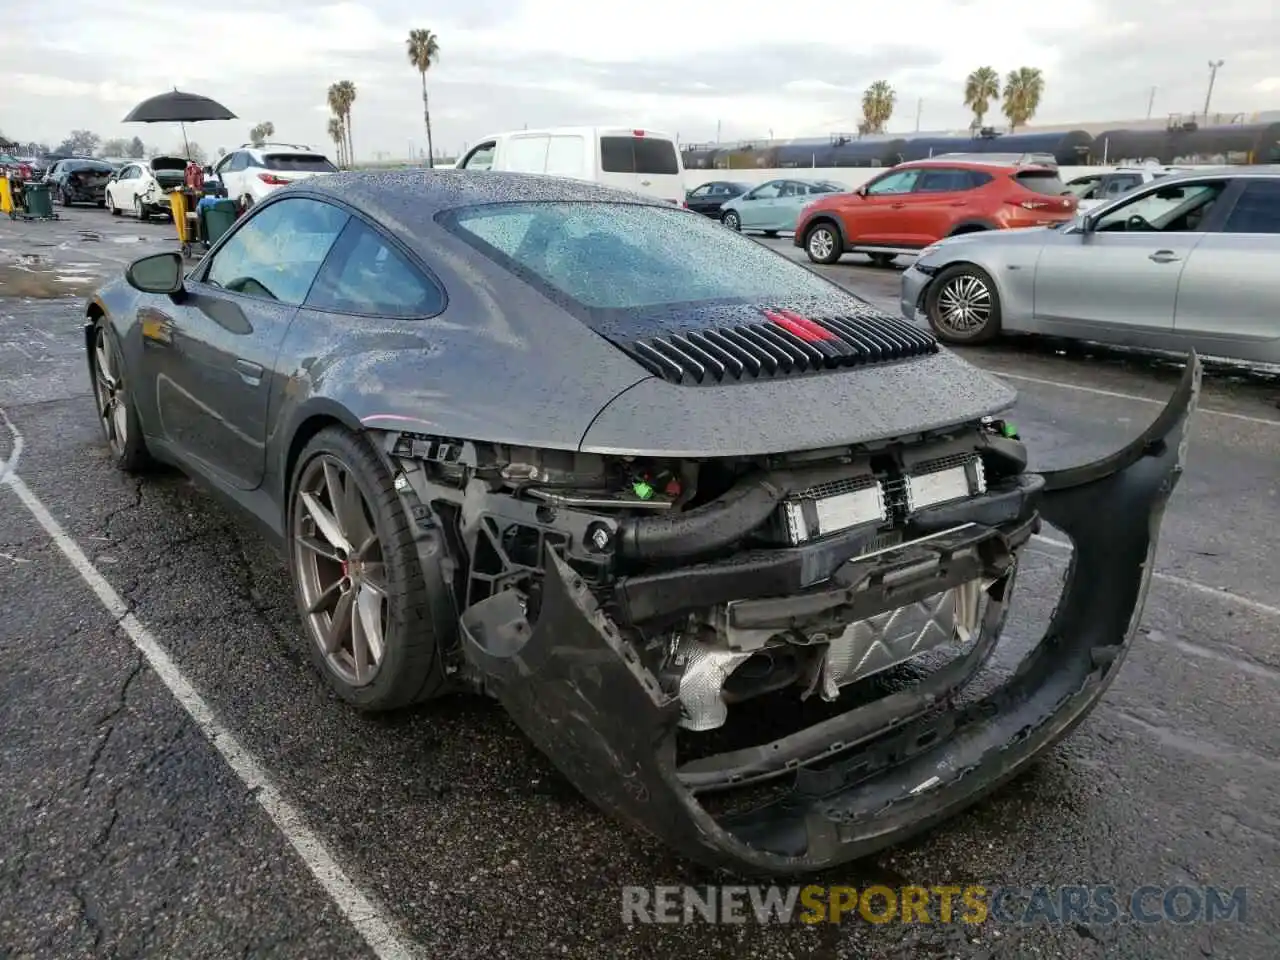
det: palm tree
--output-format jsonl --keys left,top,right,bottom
{"left": 406, "top": 29, "right": 441, "bottom": 167}
{"left": 860, "top": 81, "right": 896, "bottom": 136}
{"left": 326, "top": 83, "right": 346, "bottom": 167}
{"left": 963, "top": 67, "right": 1000, "bottom": 129}
{"left": 1002, "top": 67, "right": 1045, "bottom": 131}
{"left": 327, "top": 116, "right": 346, "bottom": 167}
{"left": 337, "top": 80, "right": 357, "bottom": 166}
{"left": 249, "top": 121, "right": 275, "bottom": 146}
{"left": 327, "top": 81, "right": 357, "bottom": 167}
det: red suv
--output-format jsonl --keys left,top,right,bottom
{"left": 794, "top": 159, "right": 1078, "bottom": 266}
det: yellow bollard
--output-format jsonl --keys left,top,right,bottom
{"left": 0, "top": 176, "right": 14, "bottom": 216}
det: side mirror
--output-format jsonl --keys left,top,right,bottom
{"left": 1079, "top": 214, "right": 1097, "bottom": 235}
{"left": 854, "top": 184, "right": 868, "bottom": 196}
{"left": 126, "top": 252, "right": 185, "bottom": 296}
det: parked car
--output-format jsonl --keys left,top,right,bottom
{"left": 208, "top": 143, "right": 338, "bottom": 212}
{"left": 720, "top": 178, "right": 847, "bottom": 235}
{"left": 44, "top": 158, "right": 115, "bottom": 207}
{"left": 684, "top": 180, "right": 751, "bottom": 217}
{"left": 454, "top": 127, "right": 686, "bottom": 206}
{"left": 796, "top": 159, "right": 1078, "bottom": 267}
{"left": 1064, "top": 165, "right": 1190, "bottom": 212}
{"left": 85, "top": 169, "right": 1194, "bottom": 874}
{"left": 901, "top": 166, "right": 1280, "bottom": 363}
{"left": 105, "top": 156, "right": 188, "bottom": 220}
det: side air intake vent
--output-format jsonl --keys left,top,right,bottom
{"left": 623, "top": 307, "right": 937, "bottom": 385}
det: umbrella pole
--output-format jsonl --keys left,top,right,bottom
{"left": 180, "top": 122, "right": 191, "bottom": 159}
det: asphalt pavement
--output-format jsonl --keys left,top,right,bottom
{"left": 1, "top": 205, "right": 1278, "bottom": 960}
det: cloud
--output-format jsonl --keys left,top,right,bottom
{"left": 1, "top": 0, "right": 1277, "bottom": 161}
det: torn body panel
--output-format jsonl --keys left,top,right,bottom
{"left": 456, "top": 357, "right": 1199, "bottom": 875}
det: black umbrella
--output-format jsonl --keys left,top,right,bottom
{"left": 123, "top": 88, "right": 237, "bottom": 159}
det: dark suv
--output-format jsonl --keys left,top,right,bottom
{"left": 45, "top": 158, "right": 115, "bottom": 207}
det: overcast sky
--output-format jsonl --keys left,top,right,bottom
{"left": 2, "top": 0, "right": 1277, "bottom": 160}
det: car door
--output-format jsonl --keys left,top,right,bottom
{"left": 738, "top": 180, "right": 782, "bottom": 229}
{"left": 113, "top": 164, "right": 141, "bottom": 207}
{"left": 686, "top": 183, "right": 715, "bottom": 215}
{"left": 139, "top": 197, "right": 350, "bottom": 489}
{"left": 840, "top": 168, "right": 921, "bottom": 244}
{"left": 1032, "top": 177, "right": 1231, "bottom": 333}
{"left": 220, "top": 151, "right": 248, "bottom": 200}
{"left": 902, "top": 167, "right": 987, "bottom": 243}
{"left": 1173, "top": 178, "right": 1280, "bottom": 349}
{"left": 211, "top": 152, "right": 235, "bottom": 193}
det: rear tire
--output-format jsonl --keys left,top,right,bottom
{"left": 804, "top": 222, "right": 843, "bottom": 264}
{"left": 239, "top": 194, "right": 255, "bottom": 215}
{"left": 925, "top": 264, "right": 1002, "bottom": 345}
{"left": 288, "top": 426, "right": 452, "bottom": 712}
{"left": 133, "top": 196, "right": 149, "bottom": 222}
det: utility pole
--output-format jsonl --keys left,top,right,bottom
{"left": 1203, "top": 60, "right": 1225, "bottom": 120}
{"left": 716, "top": 119, "right": 722, "bottom": 143}
{"left": 915, "top": 98, "right": 923, "bottom": 132}
{"left": 1146, "top": 86, "right": 1156, "bottom": 119}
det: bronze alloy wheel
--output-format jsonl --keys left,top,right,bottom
{"left": 292, "top": 453, "right": 390, "bottom": 687}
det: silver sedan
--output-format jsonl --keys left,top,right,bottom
{"left": 900, "top": 166, "right": 1280, "bottom": 364}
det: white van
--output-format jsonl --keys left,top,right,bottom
{"left": 454, "top": 127, "right": 686, "bottom": 206}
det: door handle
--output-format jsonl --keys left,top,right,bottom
{"left": 1149, "top": 250, "right": 1181, "bottom": 263}
{"left": 235, "top": 359, "right": 264, "bottom": 386}
{"left": 890, "top": 202, "right": 906, "bottom": 209}
{"left": 948, "top": 201, "right": 968, "bottom": 207}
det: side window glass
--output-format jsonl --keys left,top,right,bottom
{"left": 204, "top": 198, "right": 349, "bottom": 304}
{"left": 307, "top": 219, "right": 444, "bottom": 317}
{"left": 461, "top": 143, "right": 496, "bottom": 171}
{"left": 751, "top": 182, "right": 782, "bottom": 199}
{"left": 1095, "top": 181, "right": 1228, "bottom": 233}
{"left": 689, "top": 184, "right": 711, "bottom": 198}
{"left": 544, "top": 136, "right": 584, "bottom": 177}
{"left": 1222, "top": 180, "right": 1280, "bottom": 234}
{"left": 865, "top": 170, "right": 919, "bottom": 195}
{"left": 915, "top": 169, "right": 972, "bottom": 193}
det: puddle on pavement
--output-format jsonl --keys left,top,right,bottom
{"left": 0, "top": 263, "right": 100, "bottom": 298}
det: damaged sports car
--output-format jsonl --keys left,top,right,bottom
{"left": 85, "top": 171, "right": 1199, "bottom": 874}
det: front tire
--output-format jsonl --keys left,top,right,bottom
{"left": 91, "top": 319, "right": 151, "bottom": 472}
{"left": 60, "top": 188, "right": 72, "bottom": 208}
{"left": 925, "top": 264, "right": 1003, "bottom": 344}
{"left": 804, "top": 222, "right": 842, "bottom": 264}
{"left": 288, "top": 427, "right": 452, "bottom": 711}
{"left": 107, "top": 190, "right": 121, "bottom": 216}
{"left": 721, "top": 209, "right": 741, "bottom": 231}
{"left": 239, "top": 194, "right": 255, "bottom": 214}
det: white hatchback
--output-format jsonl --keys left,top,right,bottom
{"left": 209, "top": 143, "right": 339, "bottom": 211}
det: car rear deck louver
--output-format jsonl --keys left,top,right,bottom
{"left": 624, "top": 307, "right": 938, "bottom": 385}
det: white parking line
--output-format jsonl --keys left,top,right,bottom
{"left": 996, "top": 372, "right": 1280, "bottom": 428}
{"left": 0, "top": 414, "right": 421, "bottom": 960}
{"left": 1032, "top": 533, "right": 1280, "bottom": 619}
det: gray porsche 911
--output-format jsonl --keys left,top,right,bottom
{"left": 84, "top": 170, "right": 1198, "bottom": 875}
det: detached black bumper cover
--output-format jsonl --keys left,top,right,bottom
{"left": 464, "top": 358, "right": 1201, "bottom": 875}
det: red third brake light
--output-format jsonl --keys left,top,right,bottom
{"left": 764, "top": 308, "right": 836, "bottom": 342}
{"left": 258, "top": 173, "right": 291, "bottom": 185}
{"left": 633, "top": 129, "right": 645, "bottom": 137}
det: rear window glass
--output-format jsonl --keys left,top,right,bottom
{"left": 599, "top": 136, "right": 679, "bottom": 175}
{"left": 445, "top": 201, "right": 834, "bottom": 310}
{"left": 151, "top": 158, "right": 187, "bottom": 171}
{"left": 1222, "top": 179, "right": 1280, "bottom": 234}
{"left": 1014, "top": 171, "right": 1068, "bottom": 195}
{"left": 264, "top": 153, "right": 339, "bottom": 173}
{"left": 69, "top": 160, "right": 114, "bottom": 173}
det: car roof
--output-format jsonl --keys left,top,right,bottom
{"left": 1149, "top": 165, "right": 1276, "bottom": 185}
{"left": 296, "top": 169, "right": 670, "bottom": 224}
{"left": 896, "top": 159, "right": 1053, "bottom": 173}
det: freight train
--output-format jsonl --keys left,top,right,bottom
{"left": 681, "top": 122, "right": 1280, "bottom": 170}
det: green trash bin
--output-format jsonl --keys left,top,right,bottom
{"left": 22, "top": 182, "right": 53, "bottom": 219}
{"left": 200, "top": 199, "right": 238, "bottom": 248}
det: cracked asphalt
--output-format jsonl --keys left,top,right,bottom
{"left": 1, "top": 206, "right": 1278, "bottom": 959}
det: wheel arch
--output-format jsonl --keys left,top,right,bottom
{"left": 946, "top": 219, "right": 999, "bottom": 237}
{"left": 279, "top": 400, "right": 368, "bottom": 504}
{"left": 802, "top": 214, "right": 847, "bottom": 246}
